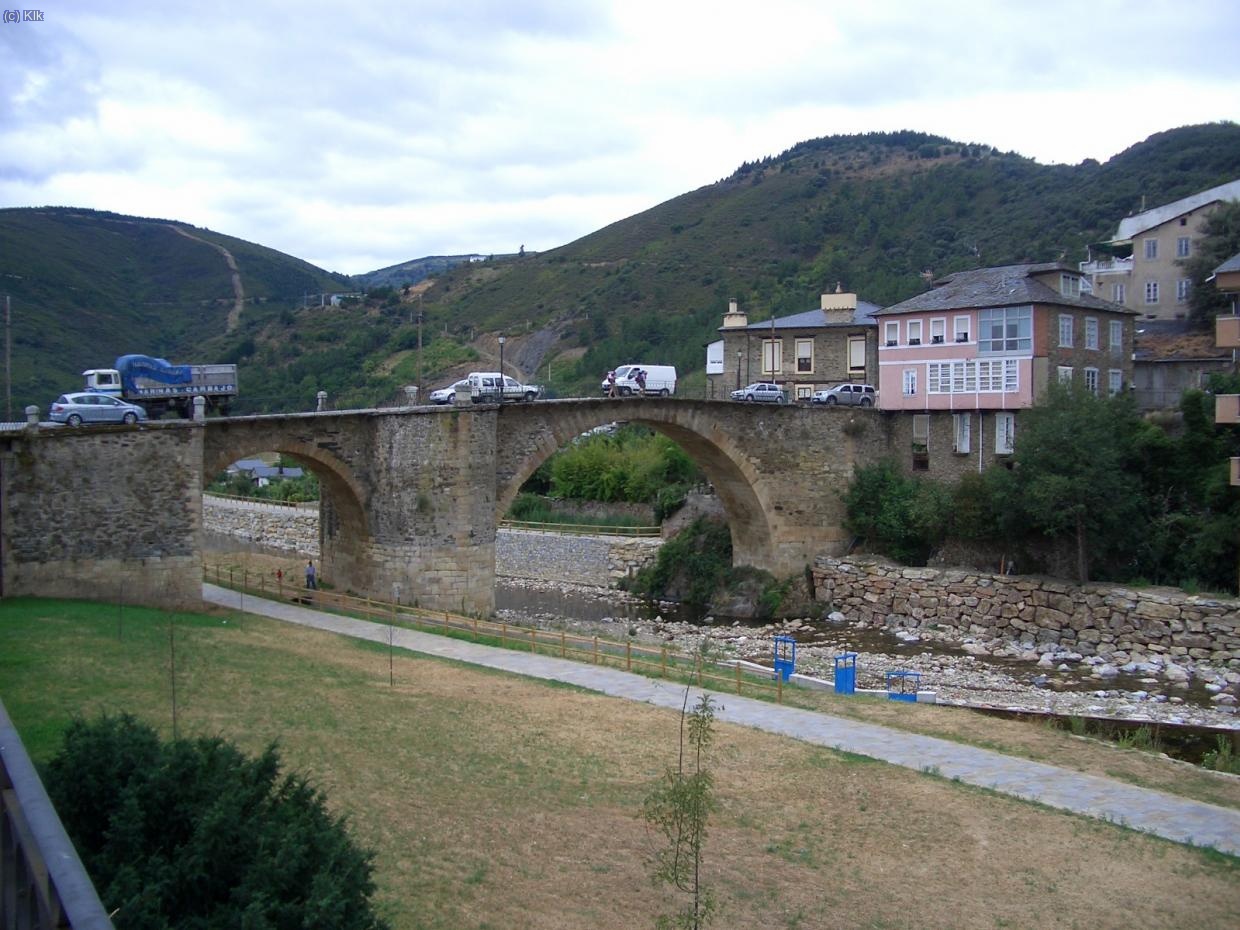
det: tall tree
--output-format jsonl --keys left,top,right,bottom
{"left": 1183, "top": 200, "right": 1240, "bottom": 324}
{"left": 1011, "top": 382, "right": 1146, "bottom": 583}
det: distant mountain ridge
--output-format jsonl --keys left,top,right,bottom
{"left": 4, "top": 124, "right": 1238, "bottom": 414}
{"left": 353, "top": 254, "right": 485, "bottom": 289}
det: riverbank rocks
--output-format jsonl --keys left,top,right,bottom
{"left": 813, "top": 555, "right": 1240, "bottom": 687}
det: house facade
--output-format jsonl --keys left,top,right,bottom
{"left": 709, "top": 290, "right": 879, "bottom": 401}
{"left": 874, "top": 263, "right": 1136, "bottom": 477}
{"left": 1080, "top": 178, "right": 1240, "bottom": 320}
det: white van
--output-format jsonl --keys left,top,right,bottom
{"left": 601, "top": 364, "right": 677, "bottom": 397}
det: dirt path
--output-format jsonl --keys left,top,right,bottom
{"left": 167, "top": 224, "right": 245, "bottom": 332}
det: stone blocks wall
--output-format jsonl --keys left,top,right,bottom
{"left": 496, "top": 528, "right": 661, "bottom": 587}
{"left": 813, "top": 555, "right": 1240, "bottom": 670}
{"left": 202, "top": 496, "right": 319, "bottom": 555}
{"left": 1, "top": 424, "right": 204, "bottom": 609}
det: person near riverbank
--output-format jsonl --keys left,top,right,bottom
{"left": 305, "top": 560, "right": 316, "bottom": 590}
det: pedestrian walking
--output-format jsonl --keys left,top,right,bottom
{"left": 305, "top": 560, "right": 316, "bottom": 590}
{"left": 635, "top": 368, "right": 647, "bottom": 396}
{"left": 606, "top": 370, "right": 617, "bottom": 398}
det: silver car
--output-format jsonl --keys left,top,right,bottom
{"left": 731, "top": 382, "right": 787, "bottom": 404}
{"left": 811, "top": 383, "right": 877, "bottom": 407}
{"left": 50, "top": 392, "right": 148, "bottom": 426}
{"left": 430, "top": 380, "right": 469, "bottom": 404}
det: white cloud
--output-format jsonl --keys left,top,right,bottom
{"left": 1, "top": 0, "right": 1237, "bottom": 274}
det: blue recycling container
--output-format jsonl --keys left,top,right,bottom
{"left": 773, "top": 635, "right": 796, "bottom": 682}
{"left": 834, "top": 652, "right": 857, "bottom": 695}
{"left": 886, "top": 669, "right": 920, "bottom": 702}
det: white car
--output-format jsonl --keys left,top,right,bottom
{"left": 430, "top": 379, "right": 469, "bottom": 404}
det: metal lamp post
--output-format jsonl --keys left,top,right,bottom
{"left": 498, "top": 336, "right": 506, "bottom": 402}
{"left": 735, "top": 350, "right": 742, "bottom": 391}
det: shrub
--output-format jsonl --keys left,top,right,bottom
{"left": 44, "top": 714, "right": 389, "bottom": 930}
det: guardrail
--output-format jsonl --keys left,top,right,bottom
{"left": 203, "top": 493, "right": 317, "bottom": 511}
{"left": 1, "top": 698, "right": 115, "bottom": 930}
{"left": 204, "top": 564, "right": 786, "bottom": 704}
{"left": 498, "top": 519, "right": 661, "bottom": 537}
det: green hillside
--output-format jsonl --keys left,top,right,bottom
{"left": 5, "top": 124, "right": 1239, "bottom": 414}
{"left": 0, "top": 207, "right": 351, "bottom": 412}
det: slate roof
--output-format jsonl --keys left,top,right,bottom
{"left": 1215, "top": 251, "right": 1240, "bottom": 275}
{"left": 732, "top": 299, "right": 881, "bottom": 332}
{"left": 1113, "top": 179, "right": 1240, "bottom": 242}
{"left": 872, "top": 263, "right": 1135, "bottom": 316}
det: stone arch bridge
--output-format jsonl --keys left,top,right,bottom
{"left": 1, "top": 399, "right": 887, "bottom": 613}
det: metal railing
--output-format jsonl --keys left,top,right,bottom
{"left": 1, "top": 698, "right": 114, "bottom": 930}
{"left": 204, "top": 564, "right": 787, "bottom": 704}
{"left": 203, "top": 493, "right": 317, "bottom": 511}
{"left": 498, "top": 519, "right": 661, "bottom": 537}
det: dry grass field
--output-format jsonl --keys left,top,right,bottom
{"left": 3, "top": 596, "right": 1237, "bottom": 930}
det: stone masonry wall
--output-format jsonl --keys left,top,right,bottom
{"left": 1, "top": 423, "right": 204, "bottom": 609}
{"left": 202, "top": 495, "right": 320, "bottom": 556}
{"left": 496, "top": 528, "right": 661, "bottom": 587}
{"left": 813, "top": 555, "right": 1240, "bottom": 671}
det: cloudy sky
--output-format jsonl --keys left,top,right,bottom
{"left": 2, "top": 1, "right": 1238, "bottom": 275}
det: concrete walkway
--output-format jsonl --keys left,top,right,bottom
{"left": 204, "top": 584, "right": 1240, "bottom": 856}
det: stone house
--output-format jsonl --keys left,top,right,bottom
{"left": 1080, "top": 178, "right": 1240, "bottom": 320}
{"left": 873, "top": 263, "right": 1137, "bottom": 479}
{"left": 708, "top": 289, "right": 880, "bottom": 402}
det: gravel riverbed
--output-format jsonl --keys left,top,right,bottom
{"left": 496, "top": 578, "right": 1240, "bottom": 731}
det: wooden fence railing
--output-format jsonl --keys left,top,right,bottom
{"left": 204, "top": 564, "right": 784, "bottom": 703}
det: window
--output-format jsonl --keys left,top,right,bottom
{"left": 1084, "top": 367, "right": 1099, "bottom": 395}
{"left": 848, "top": 335, "right": 866, "bottom": 373}
{"left": 927, "top": 359, "right": 1018, "bottom": 394}
{"left": 1145, "top": 281, "right": 1159, "bottom": 304}
{"left": 1058, "top": 314, "right": 1073, "bottom": 347}
{"left": 1176, "top": 279, "right": 1191, "bottom": 302}
{"left": 795, "top": 385, "right": 813, "bottom": 401}
{"left": 930, "top": 319, "right": 946, "bottom": 344}
{"left": 1144, "top": 238, "right": 1158, "bottom": 260}
{"left": 1057, "top": 366, "right": 1073, "bottom": 384}
{"left": 1060, "top": 274, "right": 1081, "bottom": 297}
{"left": 1177, "top": 236, "right": 1191, "bottom": 258}
{"left": 795, "top": 338, "right": 813, "bottom": 373}
{"left": 995, "top": 412, "right": 1015, "bottom": 455}
{"left": 884, "top": 321, "right": 898, "bottom": 347}
{"left": 953, "top": 316, "right": 970, "bottom": 342}
{"left": 903, "top": 369, "right": 917, "bottom": 396}
{"left": 1085, "top": 317, "right": 1098, "bottom": 350}
{"left": 978, "top": 307, "right": 1031, "bottom": 353}
{"left": 907, "top": 321, "right": 922, "bottom": 345}
{"left": 1109, "top": 319, "right": 1123, "bottom": 355}
{"left": 912, "top": 414, "right": 930, "bottom": 448}
{"left": 1108, "top": 369, "right": 1123, "bottom": 396}
{"left": 1112, "top": 283, "right": 1126, "bottom": 304}
{"left": 953, "top": 413, "right": 971, "bottom": 454}
{"left": 761, "top": 339, "right": 782, "bottom": 375}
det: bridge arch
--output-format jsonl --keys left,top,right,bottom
{"left": 494, "top": 399, "right": 788, "bottom": 572}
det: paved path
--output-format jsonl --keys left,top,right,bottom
{"left": 205, "top": 584, "right": 1240, "bottom": 855}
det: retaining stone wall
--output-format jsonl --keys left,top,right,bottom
{"left": 203, "top": 496, "right": 319, "bottom": 556}
{"left": 813, "top": 555, "right": 1240, "bottom": 670}
{"left": 496, "top": 528, "right": 661, "bottom": 587}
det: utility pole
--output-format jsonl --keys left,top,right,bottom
{"left": 416, "top": 301, "right": 424, "bottom": 400}
{"left": 4, "top": 295, "right": 10, "bottom": 422}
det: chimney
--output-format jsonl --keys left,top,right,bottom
{"left": 722, "top": 297, "right": 748, "bottom": 329}
{"left": 820, "top": 287, "right": 857, "bottom": 324}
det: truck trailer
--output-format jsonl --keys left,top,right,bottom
{"left": 83, "top": 354, "right": 238, "bottom": 418}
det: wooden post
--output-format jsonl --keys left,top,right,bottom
{"left": 593, "top": 635, "right": 599, "bottom": 665}
{"left": 736, "top": 662, "right": 741, "bottom": 694}
{"left": 661, "top": 646, "right": 667, "bottom": 679}
{"left": 777, "top": 674, "right": 782, "bottom": 704}
{"left": 472, "top": 616, "right": 478, "bottom": 640}
{"left": 501, "top": 622, "right": 507, "bottom": 647}
{"left": 626, "top": 641, "right": 631, "bottom": 671}
{"left": 561, "top": 630, "right": 566, "bottom": 658}
{"left": 696, "top": 654, "right": 702, "bottom": 687}
{"left": 529, "top": 628, "right": 536, "bottom": 653}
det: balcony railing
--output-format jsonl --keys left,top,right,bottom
{"left": 1, "top": 699, "right": 114, "bottom": 929}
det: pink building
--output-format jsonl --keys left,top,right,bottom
{"left": 874, "top": 263, "right": 1136, "bottom": 469}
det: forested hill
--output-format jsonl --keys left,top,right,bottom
{"left": 4, "top": 124, "right": 1239, "bottom": 414}
{"left": 412, "top": 123, "right": 1240, "bottom": 396}
{"left": 0, "top": 207, "right": 351, "bottom": 409}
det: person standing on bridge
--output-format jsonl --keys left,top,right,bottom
{"left": 635, "top": 368, "right": 647, "bottom": 396}
{"left": 606, "top": 370, "right": 617, "bottom": 398}
{"left": 305, "top": 560, "right": 316, "bottom": 590}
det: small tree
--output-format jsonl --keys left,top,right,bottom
{"left": 644, "top": 690, "right": 718, "bottom": 930}
{"left": 44, "top": 714, "right": 389, "bottom": 930}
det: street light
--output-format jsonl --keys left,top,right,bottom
{"left": 736, "top": 350, "right": 742, "bottom": 391}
